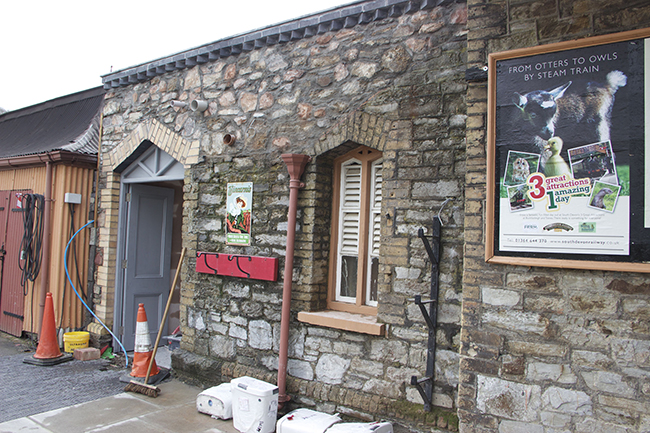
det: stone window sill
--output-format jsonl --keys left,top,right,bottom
{"left": 297, "top": 310, "right": 385, "bottom": 336}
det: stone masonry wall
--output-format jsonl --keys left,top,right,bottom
{"left": 99, "top": 1, "right": 467, "bottom": 429}
{"left": 461, "top": 1, "right": 650, "bottom": 432}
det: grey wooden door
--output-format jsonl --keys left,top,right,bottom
{"left": 122, "top": 184, "right": 174, "bottom": 351}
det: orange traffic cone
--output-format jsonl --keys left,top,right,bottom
{"left": 130, "top": 303, "right": 160, "bottom": 378}
{"left": 24, "top": 292, "right": 72, "bottom": 366}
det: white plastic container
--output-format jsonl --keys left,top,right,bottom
{"left": 231, "top": 376, "right": 279, "bottom": 433}
{"left": 326, "top": 422, "right": 393, "bottom": 433}
{"left": 276, "top": 408, "right": 341, "bottom": 433}
{"left": 196, "top": 383, "right": 233, "bottom": 419}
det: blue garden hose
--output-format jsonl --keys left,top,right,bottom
{"left": 64, "top": 220, "right": 129, "bottom": 367}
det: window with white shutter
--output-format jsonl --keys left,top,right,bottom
{"left": 336, "top": 160, "right": 362, "bottom": 302}
{"left": 329, "top": 146, "right": 383, "bottom": 315}
{"left": 366, "top": 159, "right": 382, "bottom": 307}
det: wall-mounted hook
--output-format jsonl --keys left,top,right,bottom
{"left": 437, "top": 197, "right": 453, "bottom": 226}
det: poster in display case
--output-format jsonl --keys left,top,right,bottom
{"left": 486, "top": 28, "right": 650, "bottom": 272}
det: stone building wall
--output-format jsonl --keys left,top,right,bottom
{"left": 98, "top": 1, "right": 467, "bottom": 429}
{"left": 461, "top": 1, "right": 650, "bottom": 432}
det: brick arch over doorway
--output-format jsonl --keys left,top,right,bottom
{"left": 88, "top": 119, "right": 200, "bottom": 336}
{"left": 104, "top": 119, "right": 201, "bottom": 170}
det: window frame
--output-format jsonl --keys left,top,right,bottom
{"left": 327, "top": 145, "right": 382, "bottom": 316}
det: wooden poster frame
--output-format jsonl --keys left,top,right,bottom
{"left": 486, "top": 28, "right": 650, "bottom": 273}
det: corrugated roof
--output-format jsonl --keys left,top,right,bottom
{"left": 0, "top": 87, "right": 104, "bottom": 159}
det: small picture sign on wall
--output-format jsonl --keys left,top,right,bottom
{"left": 226, "top": 182, "right": 253, "bottom": 246}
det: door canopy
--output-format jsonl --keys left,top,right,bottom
{"left": 122, "top": 145, "right": 184, "bottom": 183}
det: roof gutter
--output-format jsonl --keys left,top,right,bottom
{"left": 0, "top": 150, "right": 97, "bottom": 170}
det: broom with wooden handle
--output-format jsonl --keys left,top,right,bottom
{"left": 125, "top": 247, "right": 187, "bottom": 397}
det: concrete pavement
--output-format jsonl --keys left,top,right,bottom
{"left": 0, "top": 379, "right": 238, "bottom": 433}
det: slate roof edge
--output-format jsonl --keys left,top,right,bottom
{"left": 0, "top": 87, "right": 105, "bottom": 121}
{"left": 102, "top": 0, "right": 461, "bottom": 89}
{"left": 0, "top": 87, "right": 104, "bottom": 159}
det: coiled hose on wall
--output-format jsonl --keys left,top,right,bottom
{"left": 19, "top": 193, "right": 44, "bottom": 295}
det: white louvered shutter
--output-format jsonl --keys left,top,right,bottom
{"left": 366, "top": 160, "right": 382, "bottom": 306}
{"left": 336, "top": 160, "right": 362, "bottom": 301}
{"left": 340, "top": 161, "right": 361, "bottom": 255}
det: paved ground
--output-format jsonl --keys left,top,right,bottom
{"left": 0, "top": 331, "right": 33, "bottom": 356}
{"left": 0, "top": 332, "right": 127, "bottom": 423}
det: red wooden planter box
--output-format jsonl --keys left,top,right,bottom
{"left": 196, "top": 252, "right": 279, "bottom": 282}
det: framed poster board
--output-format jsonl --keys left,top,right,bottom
{"left": 486, "top": 28, "right": 650, "bottom": 272}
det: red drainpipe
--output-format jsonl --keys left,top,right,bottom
{"left": 38, "top": 159, "right": 53, "bottom": 332}
{"left": 278, "top": 153, "right": 311, "bottom": 407}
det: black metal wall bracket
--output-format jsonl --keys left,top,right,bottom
{"left": 410, "top": 199, "right": 450, "bottom": 412}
